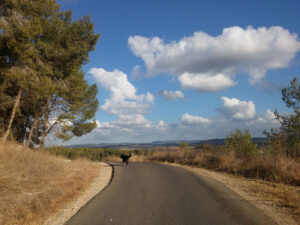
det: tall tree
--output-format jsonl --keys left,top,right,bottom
{"left": 0, "top": 0, "right": 99, "bottom": 146}
{"left": 37, "top": 11, "right": 99, "bottom": 147}
{"left": 264, "top": 77, "right": 300, "bottom": 157}
{"left": 0, "top": 0, "right": 58, "bottom": 142}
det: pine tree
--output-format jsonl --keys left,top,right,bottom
{"left": 0, "top": 1, "right": 99, "bottom": 146}
{"left": 0, "top": 0, "right": 58, "bottom": 142}
{"left": 37, "top": 12, "right": 99, "bottom": 147}
{"left": 265, "top": 77, "right": 300, "bottom": 157}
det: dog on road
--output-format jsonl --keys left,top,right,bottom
{"left": 120, "top": 153, "right": 132, "bottom": 166}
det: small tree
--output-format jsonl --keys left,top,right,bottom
{"left": 178, "top": 141, "right": 188, "bottom": 151}
{"left": 225, "top": 129, "right": 257, "bottom": 157}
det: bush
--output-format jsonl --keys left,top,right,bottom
{"left": 225, "top": 129, "right": 258, "bottom": 157}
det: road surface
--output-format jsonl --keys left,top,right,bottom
{"left": 66, "top": 162, "right": 276, "bottom": 225}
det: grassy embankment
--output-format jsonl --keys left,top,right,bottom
{"left": 0, "top": 143, "right": 102, "bottom": 225}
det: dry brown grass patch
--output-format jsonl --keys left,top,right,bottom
{"left": 0, "top": 143, "right": 101, "bottom": 225}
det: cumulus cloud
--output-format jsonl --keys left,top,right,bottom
{"left": 159, "top": 90, "right": 184, "bottom": 100}
{"left": 180, "top": 113, "right": 212, "bottom": 125}
{"left": 263, "top": 109, "right": 276, "bottom": 121}
{"left": 129, "top": 26, "right": 300, "bottom": 91}
{"left": 178, "top": 73, "right": 236, "bottom": 92}
{"left": 251, "top": 109, "right": 278, "bottom": 125}
{"left": 88, "top": 68, "right": 155, "bottom": 137}
{"left": 89, "top": 68, "right": 154, "bottom": 115}
{"left": 218, "top": 96, "right": 256, "bottom": 120}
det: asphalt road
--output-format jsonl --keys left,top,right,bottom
{"left": 66, "top": 162, "right": 276, "bottom": 225}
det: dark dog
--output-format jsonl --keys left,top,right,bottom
{"left": 120, "top": 153, "right": 132, "bottom": 166}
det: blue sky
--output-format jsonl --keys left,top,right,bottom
{"left": 56, "top": 0, "right": 300, "bottom": 144}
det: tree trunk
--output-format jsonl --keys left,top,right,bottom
{"left": 25, "top": 116, "right": 39, "bottom": 148}
{"left": 1, "top": 89, "right": 22, "bottom": 143}
{"left": 40, "top": 96, "right": 51, "bottom": 148}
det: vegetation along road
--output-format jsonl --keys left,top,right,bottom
{"left": 66, "top": 162, "right": 276, "bottom": 225}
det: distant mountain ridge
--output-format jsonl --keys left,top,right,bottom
{"left": 66, "top": 137, "right": 267, "bottom": 149}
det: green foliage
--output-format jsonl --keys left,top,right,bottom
{"left": 225, "top": 129, "right": 257, "bottom": 157}
{"left": 264, "top": 77, "right": 300, "bottom": 157}
{"left": 0, "top": 0, "right": 99, "bottom": 146}
{"left": 178, "top": 141, "right": 189, "bottom": 151}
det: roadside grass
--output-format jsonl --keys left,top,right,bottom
{"left": 147, "top": 149, "right": 300, "bottom": 186}
{"left": 0, "top": 143, "right": 102, "bottom": 225}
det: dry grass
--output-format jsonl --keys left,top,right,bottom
{"left": 0, "top": 143, "right": 102, "bottom": 225}
{"left": 148, "top": 150, "right": 300, "bottom": 185}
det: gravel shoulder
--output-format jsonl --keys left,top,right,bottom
{"left": 44, "top": 162, "right": 112, "bottom": 225}
{"left": 168, "top": 163, "right": 299, "bottom": 225}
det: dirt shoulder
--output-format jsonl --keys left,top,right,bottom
{"left": 167, "top": 163, "right": 300, "bottom": 225}
{"left": 44, "top": 162, "right": 112, "bottom": 225}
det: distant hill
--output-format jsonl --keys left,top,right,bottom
{"left": 66, "top": 137, "right": 267, "bottom": 149}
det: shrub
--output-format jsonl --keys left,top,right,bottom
{"left": 225, "top": 129, "right": 258, "bottom": 157}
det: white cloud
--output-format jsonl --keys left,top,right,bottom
{"left": 252, "top": 109, "right": 278, "bottom": 125}
{"left": 117, "top": 114, "right": 151, "bottom": 127}
{"left": 145, "top": 92, "right": 155, "bottom": 103}
{"left": 180, "top": 113, "right": 212, "bottom": 125}
{"left": 264, "top": 109, "right": 277, "bottom": 121}
{"left": 178, "top": 73, "right": 236, "bottom": 92}
{"left": 90, "top": 68, "right": 136, "bottom": 101}
{"left": 159, "top": 90, "right": 184, "bottom": 100}
{"left": 131, "top": 65, "right": 145, "bottom": 80}
{"left": 87, "top": 67, "right": 155, "bottom": 140}
{"left": 218, "top": 96, "right": 256, "bottom": 120}
{"left": 89, "top": 68, "right": 154, "bottom": 115}
{"left": 129, "top": 26, "right": 300, "bottom": 91}
{"left": 158, "top": 120, "right": 165, "bottom": 126}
